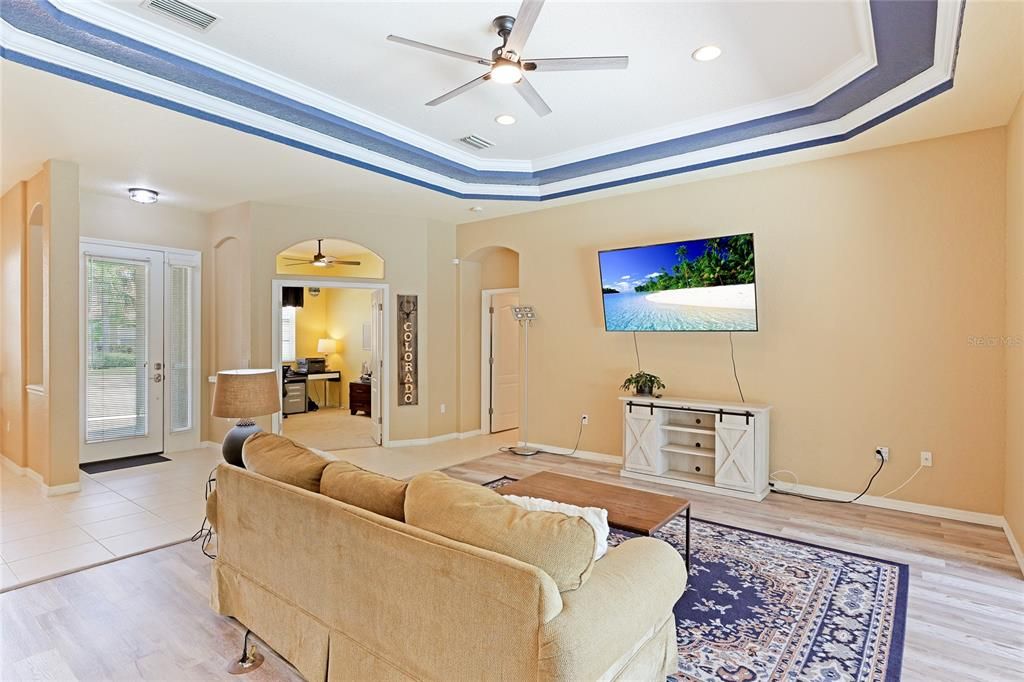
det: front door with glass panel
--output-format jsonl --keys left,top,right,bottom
{"left": 80, "top": 242, "right": 198, "bottom": 463}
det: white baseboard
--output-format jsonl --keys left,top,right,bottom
{"left": 771, "top": 481, "right": 1005, "bottom": 527}
{"left": 2, "top": 454, "right": 81, "bottom": 496}
{"left": 1003, "top": 518, "right": 1024, "bottom": 578}
{"left": 520, "top": 442, "right": 622, "bottom": 465}
{"left": 200, "top": 440, "right": 221, "bottom": 449}
{"left": 458, "top": 429, "right": 483, "bottom": 440}
{"left": 1, "top": 453, "right": 27, "bottom": 476}
{"left": 386, "top": 432, "right": 460, "bottom": 448}
{"left": 44, "top": 481, "right": 82, "bottom": 496}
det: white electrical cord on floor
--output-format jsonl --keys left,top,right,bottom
{"left": 879, "top": 465, "right": 924, "bottom": 498}
{"left": 769, "top": 469, "right": 800, "bottom": 485}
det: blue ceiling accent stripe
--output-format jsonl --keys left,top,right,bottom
{"left": 0, "top": 0, "right": 960, "bottom": 199}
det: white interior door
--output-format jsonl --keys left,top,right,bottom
{"left": 369, "top": 288, "right": 383, "bottom": 445}
{"left": 488, "top": 291, "right": 520, "bottom": 433}
{"left": 80, "top": 245, "right": 165, "bottom": 462}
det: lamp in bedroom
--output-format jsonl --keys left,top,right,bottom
{"left": 211, "top": 369, "right": 281, "bottom": 467}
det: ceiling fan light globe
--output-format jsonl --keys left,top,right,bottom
{"left": 491, "top": 61, "right": 523, "bottom": 84}
{"left": 312, "top": 260, "right": 328, "bottom": 267}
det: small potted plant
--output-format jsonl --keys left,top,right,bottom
{"left": 620, "top": 371, "right": 666, "bottom": 397}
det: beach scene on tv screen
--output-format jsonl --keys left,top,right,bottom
{"left": 600, "top": 234, "right": 757, "bottom": 331}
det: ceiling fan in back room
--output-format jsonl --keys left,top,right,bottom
{"left": 280, "top": 239, "right": 362, "bottom": 269}
{"left": 386, "top": 0, "right": 629, "bottom": 117}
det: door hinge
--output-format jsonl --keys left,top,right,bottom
{"left": 378, "top": 303, "right": 383, "bottom": 311}
{"left": 488, "top": 356, "right": 494, "bottom": 365}
{"left": 489, "top": 306, "right": 494, "bottom": 314}
{"left": 488, "top": 407, "right": 494, "bottom": 415}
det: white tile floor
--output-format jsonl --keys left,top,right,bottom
{"left": 0, "top": 428, "right": 519, "bottom": 592}
{"left": 0, "top": 446, "right": 220, "bottom": 591}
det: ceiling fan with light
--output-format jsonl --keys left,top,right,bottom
{"left": 280, "top": 239, "right": 362, "bottom": 268}
{"left": 386, "top": 0, "right": 628, "bottom": 117}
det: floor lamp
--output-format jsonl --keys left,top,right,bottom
{"left": 509, "top": 305, "right": 539, "bottom": 456}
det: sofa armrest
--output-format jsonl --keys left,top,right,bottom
{"left": 538, "top": 536, "right": 686, "bottom": 681}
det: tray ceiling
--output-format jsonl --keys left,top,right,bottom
{"left": 0, "top": 0, "right": 965, "bottom": 201}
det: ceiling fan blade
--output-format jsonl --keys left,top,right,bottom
{"left": 283, "top": 262, "right": 314, "bottom": 267}
{"left": 387, "top": 35, "right": 491, "bottom": 66}
{"left": 280, "top": 256, "right": 311, "bottom": 261}
{"left": 513, "top": 75, "right": 552, "bottom": 117}
{"left": 322, "top": 258, "right": 363, "bottom": 266}
{"left": 524, "top": 56, "right": 629, "bottom": 72}
{"left": 426, "top": 73, "right": 490, "bottom": 106}
{"left": 503, "top": 0, "right": 545, "bottom": 60}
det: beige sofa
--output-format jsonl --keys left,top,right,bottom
{"left": 210, "top": 460, "right": 686, "bottom": 681}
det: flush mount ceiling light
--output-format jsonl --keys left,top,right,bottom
{"left": 469, "top": 206, "right": 484, "bottom": 212}
{"left": 691, "top": 45, "right": 722, "bottom": 62}
{"left": 495, "top": 113, "right": 517, "bottom": 126}
{"left": 128, "top": 187, "right": 159, "bottom": 204}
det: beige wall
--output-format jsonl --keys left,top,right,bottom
{"left": 458, "top": 128, "right": 1009, "bottom": 515}
{"left": 1, "top": 162, "right": 82, "bottom": 487}
{"left": 1005, "top": 94, "right": 1024, "bottom": 546}
{"left": 1, "top": 182, "right": 27, "bottom": 467}
{"left": 206, "top": 202, "right": 458, "bottom": 443}
{"left": 456, "top": 246, "right": 519, "bottom": 434}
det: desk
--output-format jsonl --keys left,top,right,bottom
{"left": 306, "top": 371, "right": 341, "bottom": 408}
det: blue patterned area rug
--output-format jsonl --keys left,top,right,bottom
{"left": 623, "top": 516, "right": 908, "bottom": 682}
{"left": 484, "top": 478, "right": 908, "bottom": 682}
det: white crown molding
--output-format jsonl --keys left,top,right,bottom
{"left": 531, "top": 0, "right": 878, "bottom": 171}
{"left": 2, "top": 0, "right": 960, "bottom": 200}
{"left": 47, "top": 0, "right": 531, "bottom": 173}
{"left": 49, "top": 0, "right": 879, "bottom": 174}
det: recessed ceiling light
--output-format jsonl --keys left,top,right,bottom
{"left": 469, "top": 206, "right": 484, "bottom": 213}
{"left": 128, "top": 187, "right": 159, "bottom": 204}
{"left": 495, "top": 114, "right": 517, "bottom": 126}
{"left": 691, "top": 45, "right": 722, "bottom": 62}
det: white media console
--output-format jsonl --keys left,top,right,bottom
{"left": 619, "top": 396, "right": 771, "bottom": 501}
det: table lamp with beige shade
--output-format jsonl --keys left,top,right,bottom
{"left": 212, "top": 369, "right": 281, "bottom": 467}
{"left": 317, "top": 337, "right": 339, "bottom": 362}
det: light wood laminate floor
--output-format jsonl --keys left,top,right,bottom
{"left": 1, "top": 450, "right": 1020, "bottom": 681}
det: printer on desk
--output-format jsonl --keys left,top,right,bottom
{"left": 296, "top": 357, "right": 326, "bottom": 374}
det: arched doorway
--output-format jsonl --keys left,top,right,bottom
{"left": 272, "top": 239, "right": 388, "bottom": 450}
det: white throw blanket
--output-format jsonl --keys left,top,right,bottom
{"left": 502, "top": 494, "right": 610, "bottom": 560}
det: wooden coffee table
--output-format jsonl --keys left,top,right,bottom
{"left": 496, "top": 471, "right": 692, "bottom": 568}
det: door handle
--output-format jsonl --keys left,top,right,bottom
{"left": 153, "top": 374, "right": 164, "bottom": 383}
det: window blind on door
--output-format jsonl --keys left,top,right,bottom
{"left": 85, "top": 256, "right": 149, "bottom": 443}
{"left": 168, "top": 264, "right": 193, "bottom": 432}
{"left": 281, "top": 306, "right": 297, "bottom": 362}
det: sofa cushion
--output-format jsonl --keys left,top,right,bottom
{"left": 241, "top": 432, "right": 330, "bottom": 492}
{"left": 320, "top": 461, "right": 408, "bottom": 521}
{"left": 404, "top": 472, "right": 596, "bottom": 592}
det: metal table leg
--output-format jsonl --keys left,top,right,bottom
{"left": 685, "top": 506, "right": 691, "bottom": 571}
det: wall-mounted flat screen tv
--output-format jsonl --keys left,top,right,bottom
{"left": 599, "top": 233, "right": 757, "bottom": 332}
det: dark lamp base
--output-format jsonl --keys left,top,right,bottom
{"left": 222, "top": 420, "right": 262, "bottom": 467}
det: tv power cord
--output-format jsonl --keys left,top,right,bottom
{"left": 769, "top": 450, "right": 886, "bottom": 504}
{"left": 499, "top": 416, "right": 585, "bottom": 458}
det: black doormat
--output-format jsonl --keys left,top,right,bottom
{"left": 80, "top": 453, "right": 170, "bottom": 474}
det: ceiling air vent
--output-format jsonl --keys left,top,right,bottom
{"left": 458, "top": 135, "right": 494, "bottom": 150}
{"left": 142, "top": 0, "right": 219, "bottom": 31}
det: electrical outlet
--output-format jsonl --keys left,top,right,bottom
{"left": 875, "top": 446, "right": 890, "bottom": 463}
{"left": 920, "top": 451, "right": 933, "bottom": 467}
{"left": 439, "top": 403, "right": 446, "bottom": 415}
{"left": 581, "top": 414, "right": 589, "bottom": 425}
